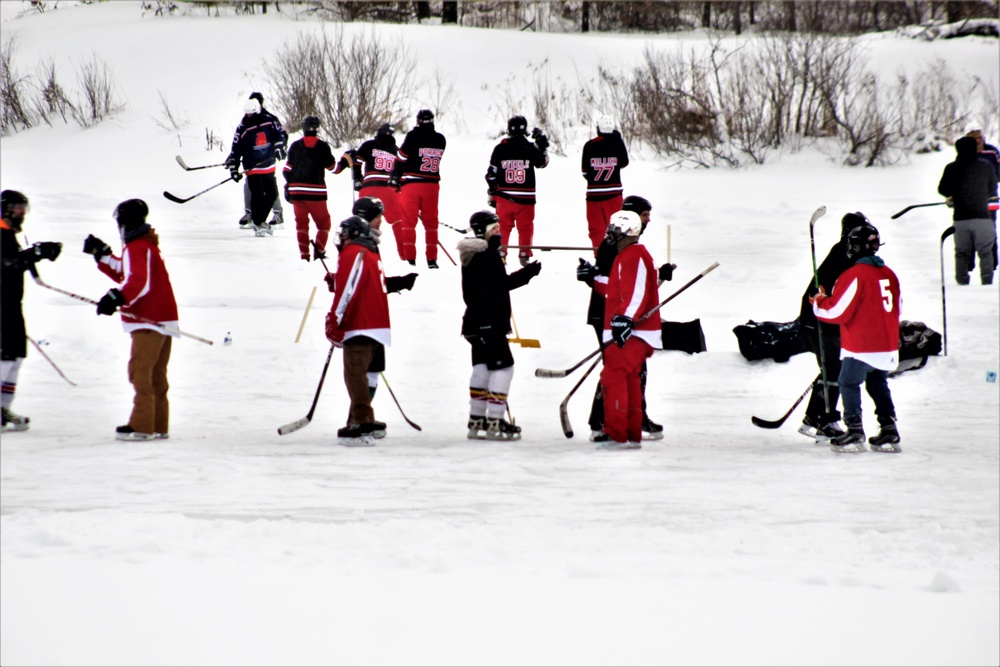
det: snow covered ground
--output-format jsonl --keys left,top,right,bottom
{"left": 1, "top": 3, "right": 998, "bottom": 665}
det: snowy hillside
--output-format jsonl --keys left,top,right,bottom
{"left": 1, "top": 3, "right": 998, "bottom": 666}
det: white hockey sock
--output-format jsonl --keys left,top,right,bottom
{"left": 486, "top": 365, "right": 514, "bottom": 419}
{"left": 0, "top": 358, "right": 23, "bottom": 410}
{"left": 469, "top": 363, "right": 489, "bottom": 417}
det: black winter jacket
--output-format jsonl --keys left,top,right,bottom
{"left": 459, "top": 236, "right": 536, "bottom": 338}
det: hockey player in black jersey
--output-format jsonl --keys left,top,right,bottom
{"left": 581, "top": 114, "right": 629, "bottom": 250}
{"left": 388, "top": 110, "right": 446, "bottom": 268}
{"left": 485, "top": 115, "right": 549, "bottom": 267}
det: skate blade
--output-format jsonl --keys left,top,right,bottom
{"left": 829, "top": 442, "right": 865, "bottom": 454}
{"left": 338, "top": 435, "right": 375, "bottom": 447}
{"left": 642, "top": 432, "right": 664, "bottom": 441}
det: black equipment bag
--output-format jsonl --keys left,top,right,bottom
{"left": 661, "top": 319, "right": 707, "bottom": 354}
{"left": 898, "top": 320, "right": 942, "bottom": 361}
{"left": 732, "top": 319, "right": 809, "bottom": 363}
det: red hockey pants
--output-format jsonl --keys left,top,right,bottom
{"left": 292, "top": 200, "right": 332, "bottom": 259}
{"left": 586, "top": 196, "right": 623, "bottom": 251}
{"left": 398, "top": 182, "right": 440, "bottom": 262}
{"left": 600, "top": 337, "right": 653, "bottom": 444}
{"left": 496, "top": 198, "right": 535, "bottom": 259}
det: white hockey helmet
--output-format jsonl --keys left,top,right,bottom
{"left": 595, "top": 113, "right": 616, "bottom": 134}
{"left": 243, "top": 98, "right": 261, "bottom": 115}
{"left": 607, "top": 210, "right": 642, "bottom": 240}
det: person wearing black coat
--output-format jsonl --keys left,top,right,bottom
{"left": 1, "top": 190, "right": 61, "bottom": 431}
{"left": 938, "top": 136, "right": 998, "bottom": 285}
{"left": 458, "top": 210, "right": 541, "bottom": 441}
{"left": 796, "top": 211, "right": 865, "bottom": 442}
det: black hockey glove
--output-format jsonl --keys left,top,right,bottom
{"left": 229, "top": 165, "right": 242, "bottom": 182}
{"left": 658, "top": 263, "right": 676, "bottom": 282}
{"left": 31, "top": 241, "right": 62, "bottom": 262}
{"left": 610, "top": 314, "right": 634, "bottom": 347}
{"left": 283, "top": 184, "right": 290, "bottom": 203}
{"left": 522, "top": 260, "right": 542, "bottom": 279}
{"left": 387, "top": 176, "right": 401, "bottom": 192}
{"left": 576, "top": 258, "right": 597, "bottom": 286}
{"left": 353, "top": 180, "right": 363, "bottom": 192}
{"left": 224, "top": 154, "right": 239, "bottom": 169}
{"left": 386, "top": 272, "right": 418, "bottom": 294}
{"left": 532, "top": 128, "right": 550, "bottom": 152}
{"left": 83, "top": 234, "right": 112, "bottom": 259}
{"left": 96, "top": 288, "right": 125, "bottom": 316}
{"left": 275, "top": 145, "right": 288, "bottom": 161}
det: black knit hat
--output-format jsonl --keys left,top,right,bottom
{"left": 114, "top": 199, "right": 149, "bottom": 231}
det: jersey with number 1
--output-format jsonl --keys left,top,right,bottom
{"left": 813, "top": 258, "right": 900, "bottom": 371}
{"left": 394, "top": 126, "right": 447, "bottom": 185}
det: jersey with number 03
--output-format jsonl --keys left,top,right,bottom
{"left": 813, "top": 261, "right": 901, "bottom": 370}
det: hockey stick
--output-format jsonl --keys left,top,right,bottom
{"left": 440, "top": 221, "right": 469, "bottom": 234}
{"left": 163, "top": 173, "right": 238, "bottom": 204}
{"left": 890, "top": 201, "right": 946, "bottom": 220}
{"left": 30, "top": 272, "right": 214, "bottom": 345}
{"left": 559, "top": 356, "right": 602, "bottom": 438}
{"left": 295, "top": 286, "right": 318, "bottom": 343}
{"left": 891, "top": 197, "right": 998, "bottom": 220}
{"left": 503, "top": 245, "right": 595, "bottom": 252}
{"left": 175, "top": 155, "right": 226, "bottom": 171}
{"left": 437, "top": 240, "right": 458, "bottom": 266}
{"left": 278, "top": 344, "right": 336, "bottom": 435}
{"left": 808, "top": 206, "right": 831, "bottom": 414}
{"left": 27, "top": 336, "right": 77, "bottom": 386}
{"left": 940, "top": 226, "right": 955, "bottom": 356}
{"left": 536, "top": 261, "right": 720, "bottom": 378}
{"left": 379, "top": 372, "right": 422, "bottom": 431}
{"left": 750, "top": 374, "right": 820, "bottom": 429}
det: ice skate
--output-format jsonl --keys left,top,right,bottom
{"left": 798, "top": 416, "right": 846, "bottom": 443}
{"left": 869, "top": 424, "right": 901, "bottom": 453}
{"left": 1, "top": 407, "right": 30, "bottom": 432}
{"left": 484, "top": 417, "right": 521, "bottom": 441}
{"left": 337, "top": 423, "right": 375, "bottom": 447}
{"left": 115, "top": 424, "right": 157, "bottom": 441}
{"left": 641, "top": 416, "right": 664, "bottom": 441}
{"left": 829, "top": 425, "right": 865, "bottom": 453}
{"left": 467, "top": 415, "right": 487, "bottom": 440}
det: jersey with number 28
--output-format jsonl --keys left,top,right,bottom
{"left": 813, "top": 259, "right": 901, "bottom": 370}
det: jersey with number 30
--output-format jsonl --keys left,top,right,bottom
{"left": 813, "top": 258, "right": 901, "bottom": 370}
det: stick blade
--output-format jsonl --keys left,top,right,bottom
{"left": 277, "top": 417, "right": 310, "bottom": 436}
{"left": 559, "top": 401, "right": 574, "bottom": 438}
{"left": 750, "top": 416, "right": 784, "bottom": 429}
{"left": 808, "top": 206, "right": 827, "bottom": 227}
{"left": 941, "top": 226, "right": 956, "bottom": 241}
{"left": 163, "top": 191, "right": 189, "bottom": 204}
{"left": 513, "top": 338, "right": 541, "bottom": 348}
{"left": 535, "top": 368, "right": 568, "bottom": 379}
{"left": 175, "top": 155, "right": 190, "bottom": 170}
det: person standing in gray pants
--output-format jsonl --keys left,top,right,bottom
{"left": 938, "top": 136, "right": 999, "bottom": 285}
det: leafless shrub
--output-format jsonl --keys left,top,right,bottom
{"left": 33, "top": 60, "right": 72, "bottom": 126}
{"left": 0, "top": 37, "right": 35, "bottom": 135}
{"left": 263, "top": 28, "right": 417, "bottom": 146}
{"left": 482, "top": 59, "right": 577, "bottom": 155}
{"left": 205, "top": 127, "right": 224, "bottom": 152}
{"left": 140, "top": 1, "right": 179, "bottom": 16}
{"left": 69, "top": 53, "right": 125, "bottom": 128}
{"left": 153, "top": 90, "right": 187, "bottom": 131}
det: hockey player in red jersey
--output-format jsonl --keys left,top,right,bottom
{"left": 388, "top": 109, "right": 446, "bottom": 268}
{"left": 325, "top": 215, "right": 392, "bottom": 446}
{"left": 811, "top": 223, "right": 902, "bottom": 453}
{"left": 485, "top": 116, "right": 549, "bottom": 266}
{"left": 86, "top": 199, "right": 179, "bottom": 441}
{"left": 356, "top": 123, "right": 406, "bottom": 260}
{"left": 592, "top": 210, "right": 662, "bottom": 450}
{"left": 581, "top": 114, "right": 629, "bottom": 250}
{"left": 458, "top": 211, "right": 542, "bottom": 440}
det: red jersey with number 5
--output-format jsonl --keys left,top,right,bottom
{"left": 813, "top": 258, "right": 901, "bottom": 370}
{"left": 394, "top": 125, "right": 446, "bottom": 185}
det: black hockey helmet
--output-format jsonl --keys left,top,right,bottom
{"left": 846, "top": 223, "right": 882, "bottom": 260}
{"left": 376, "top": 123, "right": 394, "bottom": 137}
{"left": 352, "top": 196, "right": 385, "bottom": 223}
{"left": 840, "top": 211, "right": 869, "bottom": 236}
{"left": 1, "top": 189, "right": 29, "bottom": 226}
{"left": 507, "top": 115, "right": 528, "bottom": 137}
{"left": 469, "top": 210, "right": 500, "bottom": 239}
{"left": 338, "top": 215, "right": 370, "bottom": 242}
{"left": 416, "top": 109, "right": 435, "bottom": 125}
{"left": 622, "top": 195, "right": 652, "bottom": 216}
{"left": 113, "top": 198, "right": 149, "bottom": 231}
{"left": 302, "top": 115, "right": 321, "bottom": 135}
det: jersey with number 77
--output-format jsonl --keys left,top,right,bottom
{"left": 813, "top": 257, "right": 901, "bottom": 371}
